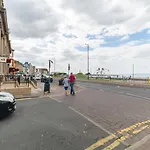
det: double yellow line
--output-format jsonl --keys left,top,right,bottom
{"left": 85, "top": 120, "right": 150, "bottom": 150}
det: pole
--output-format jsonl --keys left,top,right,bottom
{"left": 49, "top": 59, "right": 53, "bottom": 75}
{"left": 49, "top": 60, "right": 51, "bottom": 74}
{"left": 133, "top": 64, "right": 134, "bottom": 80}
{"left": 68, "top": 64, "right": 70, "bottom": 75}
{"left": 54, "top": 58, "right": 55, "bottom": 76}
{"left": 86, "top": 44, "right": 90, "bottom": 80}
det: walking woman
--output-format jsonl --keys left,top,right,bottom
{"left": 63, "top": 76, "right": 69, "bottom": 96}
{"left": 44, "top": 77, "right": 50, "bottom": 95}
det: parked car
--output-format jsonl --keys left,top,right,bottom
{"left": 34, "top": 75, "right": 41, "bottom": 80}
{"left": 41, "top": 75, "right": 53, "bottom": 83}
{"left": 58, "top": 77, "right": 64, "bottom": 86}
{"left": 0, "top": 92, "right": 16, "bottom": 117}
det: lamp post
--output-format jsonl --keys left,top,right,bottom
{"left": 132, "top": 64, "right": 134, "bottom": 80}
{"left": 85, "top": 43, "right": 90, "bottom": 80}
{"left": 49, "top": 60, "right": 53, "bottom": 75}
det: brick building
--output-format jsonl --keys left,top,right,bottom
{"left": 0, "top": 0, "right": 11, "bottom": 75}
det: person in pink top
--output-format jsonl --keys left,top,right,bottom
{"left": 69, "top": 73, "right": 76, "bottom": 95}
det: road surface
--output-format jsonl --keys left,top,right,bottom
{"left": 78, "top": 81, "right": 150, "bottom": 99}
{"left": 0, "top": 97, "right": 126, "bottom": 150}
{"left": 1, "top": 81, "right": 150, "bottom": 150}
{"left": 52, "top": 81, "right": 150, "bottom": 149}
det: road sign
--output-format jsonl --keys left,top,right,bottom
{"left": 68, "top": 64, "right": 70, "bottom": 71}
{"left": 0, "top": 57, "right": 7, "bottom": 63}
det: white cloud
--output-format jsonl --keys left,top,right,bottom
{"left": 147, "top": 30, "right": 150, "bottom": 34}
{"left": 4, "top": 0, "right": 150, "bottom": 74}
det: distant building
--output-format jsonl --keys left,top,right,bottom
{"left": 28, "top": 65, "right": 35, "bottom": 74}
{"left": 0, "top": 0, "right": 11, "bottom": 75}
{"left": 15, "top": 60, "right": 24, "bottom": 72}
{"left": 23, "top": 62, "right": 35, "bottom": 74}
{"left": 36, "top": 68, "right": 48, "bottom": 74}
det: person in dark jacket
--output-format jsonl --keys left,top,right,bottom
{"left": 17, "top": 75, "right": 21, "bottom": 85}
{"left": 44, "top": 78, "right": 50, "bottom": 94}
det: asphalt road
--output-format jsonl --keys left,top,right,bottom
{"left": 0, "top": 97, "right": 126, "bottom": 150}
{"left": 52, "top": 81, "right": 150, "bottom": 149}
{"left": 1, "top": 82, "right": 150, "bottom": 150}
{"left": 77, "top": 81, "right": 150, "bottom": 100}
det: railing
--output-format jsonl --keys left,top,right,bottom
{"left": 0, "top": 75, "right": 37, "bottom": 88}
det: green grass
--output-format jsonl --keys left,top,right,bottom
{"left": 76, "top": 75, "right": 127, "bottom": 83}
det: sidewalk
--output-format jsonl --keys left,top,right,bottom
{"left": 1, "top": 81, "right": 80, "bottom": 99}
{"left": 126, "top": 134, "right": 150, "bottom": 150}
{"left": 31, "top": 83, "right": 64, "bottom": 96}
{"left": 15, "top": 82, "right": 65, "bottom": 99}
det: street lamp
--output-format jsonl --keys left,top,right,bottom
{"left": 49, "top": 59, "right": 53, "bottom": 75}
{"left": 85, "top": 43, "right": 90, "bottom": 80}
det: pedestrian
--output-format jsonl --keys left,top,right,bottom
{"left": 17, "top": 75, "right": 21, "bottom": 85}
{"left": 63, "top": 76, "right": 69, "bottom": 96}
{"left": 44, "top": 77, "right": 50, "bottom": 95}
{"left": 69, "top": 73, "right": 76, "bottom": 95}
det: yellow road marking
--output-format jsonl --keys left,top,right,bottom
{"left": 132, "top": 125, "right": 149, "bottom": 134}
{"left": 103, "top": 134, "right": 131, "bottom": 150}
{"left": 85, "top": 134, "right": 116, "bottom": 150}
{"left": 118, "top": 120, "right": 150, "bottom": 134}
{"left": 85, "top": 120, "right": 150, "bottom": 150}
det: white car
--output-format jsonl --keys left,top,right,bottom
{"left": 34, "top": 75, "right": 41, "bottom": 80}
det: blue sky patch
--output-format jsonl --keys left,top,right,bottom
{"left": 75, "top": 45, "right": 94, "bottom": 52}
{"left": 101, "top": 28, "right": 149, "bottom": 47}
{"left": 86, "top": 34, "right": 98, "bottom": 40}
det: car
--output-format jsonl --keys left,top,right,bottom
{"left": 34, "top": 75, "right": 41, "bottom": 80}
{"left": 41, "top": 75, "right": 53, "bottom": 83}
{"left": 0, "top": 92, "right": 16, "bottom": 117}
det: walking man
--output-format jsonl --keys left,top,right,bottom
{"left": 69, "top": 73, "right": 76, "bottom": 95}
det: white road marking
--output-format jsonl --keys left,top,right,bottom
{"left": 125, "top": 134, "right": 150, "bottom": 150}
{"left": 126, "top": 93, "right": 150, "bottom": 100}
{"left": 49, "top": 96, "right": 62, "bottom": 103}
{"left": 68, "top": 106, "right": 113, "bottom": 135}
{"left": 68, "top": 106, "right": 128, "bottom": 146}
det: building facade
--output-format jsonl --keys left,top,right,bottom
{"left": 36, "top": 68, "right": 48, "bottom": 74}
{"left": 15, "top": 60, "right": 24, "bottom": 72}
{"left": 23, "top": 62, "right": 35, "bottom": 75}
{"left": 0, "top": 0, "right": 11, "bottom": 75}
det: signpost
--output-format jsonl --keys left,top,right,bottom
{"left": 0, "top": 57, "right": 7, "bottom": 63}
{"left": 49, "top": 60, "right": 53, "bottom": 75}
{"left": 68, "top": 64, "right": 70, "bottom": 75}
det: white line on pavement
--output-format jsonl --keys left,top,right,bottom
{"left": 125, "top": 134, "right": 150, "bottom": 150}
{"left": 126, "top": 93, "right": 150, "bottom": 100}
{"left": 49, "top": 96, "right": 62, "bottom": 103}
{"left": 69, "top": 106, "right": 129, "bottom": 146}
{"left": 68, "top": 106, "right": 113, "bottom": 135}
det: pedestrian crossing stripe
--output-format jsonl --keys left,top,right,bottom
{"left": 85, "top": 120, "right": 150, "bottom": 150}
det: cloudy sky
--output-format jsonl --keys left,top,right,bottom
{"left": 5, "top": 0, "right": 150, "bottom": 74}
